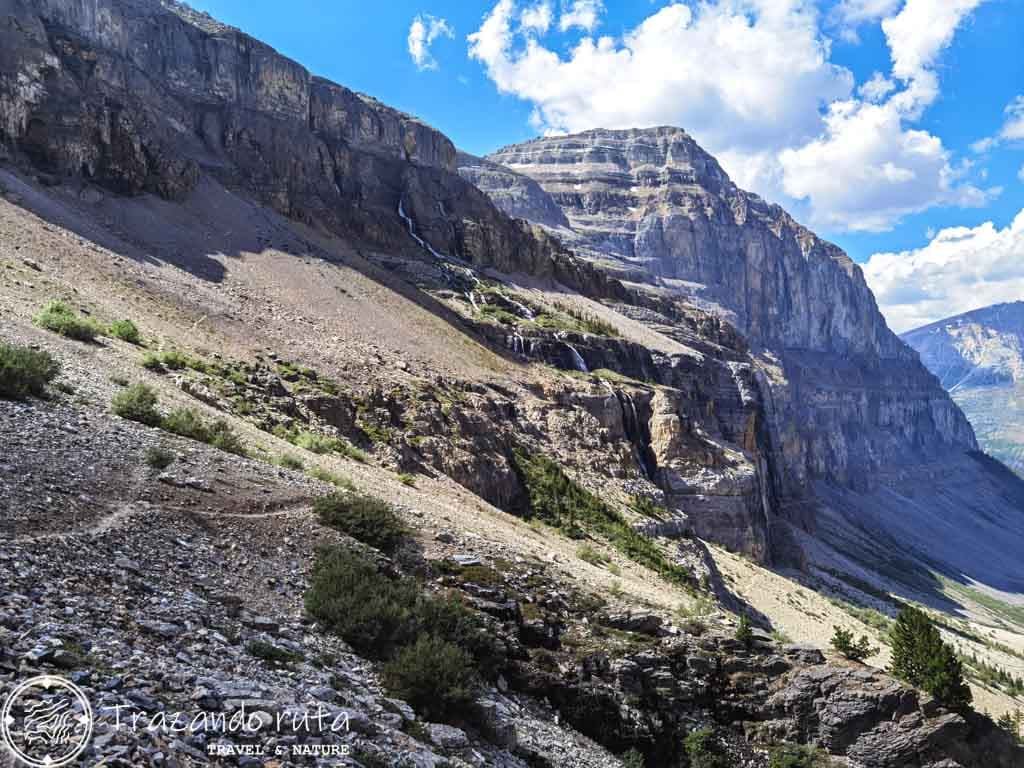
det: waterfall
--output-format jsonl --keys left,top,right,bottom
{"left": 509, "top": 333, "right": 527, "bottom": 356}
{"left": 466, "top": 291, "right": 479, "bottom": 312}
{"left": 564, "top": 342, "right": 588, "bottom": 373}
{"left": 397, "top": 200, "right": 426, "bottom": 249}
{"left": 397, "top": 199, "right": 446, "bottom": 261}
{"left": 498, "top": 290, "right": 535, "bottom": 320}
{"left": 615, "top": 389, "right": 654, "bottom": 480}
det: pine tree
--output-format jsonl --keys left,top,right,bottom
{"left": 830, "top": 625, "right": 879, "bottom": 662}
{"left": 889, "top": 606, "right": 972, "bottom": 711}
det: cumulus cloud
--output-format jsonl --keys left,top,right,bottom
{"left": 834, "top": 0, "right": 902, "bottom": 26}
{"left": 558, "top": 0, "right": 603, "bottom": 32}
{"left": 882, "top": 0, "right": 985, "bottom": 85}
{"left": 408, "top": 14, "right": 454, "bottom": 71}
{"left": 779, "top": 100, "right": 993, "bottom": 232}
{"left": 969, "top": 95, "right": 1024, "bottom": 154}
{"left": 467, "top": 0, "right": 993, "bottom": 232}
{"left": 858, "top": 72, "right": 896, "bottom": 103}
{"left": 863, "top": 210, "right": 1024, "bottom": 332}
{"left": 520, "top": 2, "right": 553, "bottom": 34}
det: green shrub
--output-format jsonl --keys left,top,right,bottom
{"left": 34, "top": 301, "right": 101, "bottom": 342}
{"left": 383, "top": 635, "right": 476, "bottom": 722}
{"left": 112, "top": 383, "right": 161, "bottom": 426}
{"left": 735, "top": 615, "right": 754, "bottom": 648}
{"left": 162, "top": 407, "right": 207, "bottom": 440}
{"left": 159, "top": 349, "right": 189, "bottom": 370}
{"left": 141, "top": 352, "right": 163, "bottom": 371}
{"left": 306, "top": 546, "right": 492, "bottom": 676}
{"left": 768, "top": 744, "right": 830, "bottom": 768}
{"left": 620, "top": 748, "right": 645, "bottom": 768}
{"left": 162, "top": 408, "right": 246, "bottom": 456}
{"left": 205, "top": 418, "right": 246, "bottom": 456}
{"left": 889, "top": 606, "right": 972, "bottom": 710}
{"left": 314, "top": 491, "right": 407, "bottom": 553}
{"left": 830, "top": 626, "right": 879, "bottom": 662}
{"left": 305, "top": 546, "right": 421, "bottom": 657}
{"left": 0, "top": 343, "right": 60, "bottom": 400}
{"left": 277, "top": 454, "right": 305, "bottom": 470}
{"left": 145, "top": 446, "right": 175, "bottom": 470}
{"left": 108, "top": 319, "right": 141, "bottom": 344}
{"left": 577, "top": 543, "right": 609, "bottom": 567}
{"left": 683, "top": 728, "right": 728, "bottom": 768}
{"left": 397, "top": 473, "right": 416, "bottom": 487}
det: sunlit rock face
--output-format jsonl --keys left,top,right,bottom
{"left": 903, "top": 301, "right": 1024, "bottom": 476}
{"left": 478, "top": 129, "right": 977, "bottom": 513}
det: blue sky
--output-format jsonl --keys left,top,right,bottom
{"left": 186, "top": 1, "right": 1024, "bottom": 332}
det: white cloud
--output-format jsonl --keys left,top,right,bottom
{"left": 1001, "top": 96, "right": 1024, "bottom": 141}
{"left": 882, "top": 0, "right": 985, "bottom": 86}
{"left": 834, "top": 0, "right": 902, "bottom": 26}
{"left": 520, "top": 2, "right": 553, "bottom": 34}
{"left": 1018, "top": 164, "right": 1024, "bottom": 182}
{"left": 558, "top": 0, "right": 603, "bottom": 32}
{"left": 468, "top": 0, "right": 992, "bottom": 233}
{"left": 858, "top": 71, "right": 895, "bottom": 103}
{"left": 408, "top": 14, "right": 454, "bottom": 71}
{"left": 779, "top": 99, "right": 994, "bottom": 232}
{"left": 863, "top": 210, "right": 1024, "bottom": 332}
{"left": 469, "top": 2, "right": 851, "bottom": 153}
{"left": 967, "top": 95, "right": 1024, "bottom": 154}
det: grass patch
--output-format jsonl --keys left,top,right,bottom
{"left": 111, "top": 383, "right": 161, "bottom": 426}
{"left": 277, "top": 428, "right": 368, "bottom": 462}
{"left": 0, "top": 343, "right": 60, "bottom": 400}
{"left": 34, "top": 301, "right": 102, "bottom": 342}
{"left": 576, "top": 543, "right": 609, "bottom": 567}
{"left": 307, "top": 466, "right": 356, "bottom": 490}
{"left": 768, "top": 744, "right": 830, "bottom": 768}
{"left": 512, "top": 449, "right": 692, "bottom": 588}
{"left": 314, "top": 492, "right": 407, "bottom": 554}
{"left": 108, "top": 319, "right": 141, "bottom": 344}
{"left": 397, "top": 473, "right": 416, "bottom": 487}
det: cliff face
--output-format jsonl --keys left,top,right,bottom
{"left": 477, "top": 129, "right": 978, "bottom": 508}
{"left": 903, "top": 302, "right": 1024, "bottom": 476}
{"left": 0, "top": 0, "right": 639, "bottom": 305}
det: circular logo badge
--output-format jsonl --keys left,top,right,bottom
{"left": 1, "top": 675, "right": 93, "bottom": 768}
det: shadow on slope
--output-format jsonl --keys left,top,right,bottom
{"left": 813, "top": 450, "right": 1024, "bottom": 615}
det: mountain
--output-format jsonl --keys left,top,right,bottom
{"left": 0, "top": 1, "right": 1023, "bottom": 766}
{"left": 903, "top": 301, "right": 1024, "bottom": 476}
{"left": 474, "top": 130, "right": 1024, "bottom": 591}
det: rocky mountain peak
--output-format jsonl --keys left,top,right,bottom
{"left": 483, "top": 127, "right": 902, "bottom": 364}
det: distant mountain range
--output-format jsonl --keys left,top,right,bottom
{"left": 903, "top": 301, "right": 1024, "bottom": 475}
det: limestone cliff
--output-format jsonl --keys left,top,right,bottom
{"left": 478, "top": 129, "right": 978, "bottom": 508}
